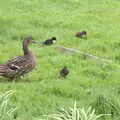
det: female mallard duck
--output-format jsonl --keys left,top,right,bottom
{"left": 0, "top": 36, "right": 38, "bottom": 79}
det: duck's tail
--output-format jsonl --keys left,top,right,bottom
{"left": 0, "top": 65, "right": 6, "bottom": 75}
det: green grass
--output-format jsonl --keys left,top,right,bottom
{"left": 45, "top": 101, "right": 110, "bottom": 120}
{"left": 0, "top": 0, "right": 120, "bottom": 119}
{"left": 0, "top": 90, "right": 17, "bottom": 120}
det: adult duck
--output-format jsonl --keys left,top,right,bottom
{"left": 0, "top": 36, "right": 39, "bottom": 79}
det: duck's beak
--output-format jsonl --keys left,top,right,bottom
{"left": 32, "top": 40, "right": 42, "bottom": 44}
{"left": 53, "top": 40, "right": 56, "bottom": 44}
{"left": 31, "top": 40, "right": 44, "bottom": 47}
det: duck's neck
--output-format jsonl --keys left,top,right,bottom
{"left": 23, "top": 40, "right": 30, "bottom": 55}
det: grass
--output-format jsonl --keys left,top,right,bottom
{"left": 0, "top": 0, "right": 120, "bottom": 119}
{"left": 91, "top": 95, "right": 120, "bottom": 120}
{"left": 45, "top": 101, "right": 109, "bottom": 120}
{"left": 0, "top": 90, "right": 17, "bottom": 120}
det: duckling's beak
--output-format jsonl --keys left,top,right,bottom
{"left": 53, "top": 40, "right": 56, "bottom": 44}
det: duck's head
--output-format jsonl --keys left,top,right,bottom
{"left": 24, "top": 36, "right": 34, "bottom": 44}
{"left": 23, "top": 36, "right": 40, "bottom": 45}
{"left": 52, "top": 37, "right": 57, "bottom": 44}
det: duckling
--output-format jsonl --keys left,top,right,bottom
{"left": 0, "top": 36, "right": 39, "bottom": 79}
{"left": 43, "top": 37, "right": 57, "bottom": 46}
{"left": 59, "top": 66, "right": 69, "bottom": 78}
{"left": 75, "top": 31, "right": 87, "bottom": 39}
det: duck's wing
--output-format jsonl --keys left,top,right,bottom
{"left": 7, "top": 56, "right": 28, "bottom": 67}
{"left": 3, "top": 56, "right": 35, "bottom": 79}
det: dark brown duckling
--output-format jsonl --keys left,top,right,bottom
{"left": 43, "top": 37, "right": 57, "bottom": 46}
{"left": 0, "top": 36, "right": 39, "bottom": 80}
{"left": 60, "top": 66, "right": 69, "bottom": 78}
{"left": 75, "top": 31, "right": 87, "bottom": 39}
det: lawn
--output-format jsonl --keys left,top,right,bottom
{"left": 0, "top": 0, "right": 120, "bottom": 119}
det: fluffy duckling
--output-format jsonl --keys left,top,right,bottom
{"left": 59, "top": 66, "right": 69, "bottom": 78}
{"left": 75, "top": 31, "right": 87, "bottom": 39}
{"left": 43, "top": 37, "right": 57, "bottom": 46}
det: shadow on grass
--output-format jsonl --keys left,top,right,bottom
{"left": 0, "top": 77, "right": 43, "bottom": 83}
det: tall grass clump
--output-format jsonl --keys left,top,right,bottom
{"left": 45, "top": 101, "right": 108, "bottom": 120}
{"left": 92, "top": 95, "right": 120, "bottom": 120}
{"left": 0, "top": 90, "right": 17, "bottom": 120}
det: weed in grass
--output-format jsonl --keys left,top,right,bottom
{"left": 91, "top": 95, "right": 120, "bottom": 120}
{"left": 45, "top": 101, "right": 109, "bottom": 120}
{"left": 0, "top": 90, "right": 17, "bottom": 120}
